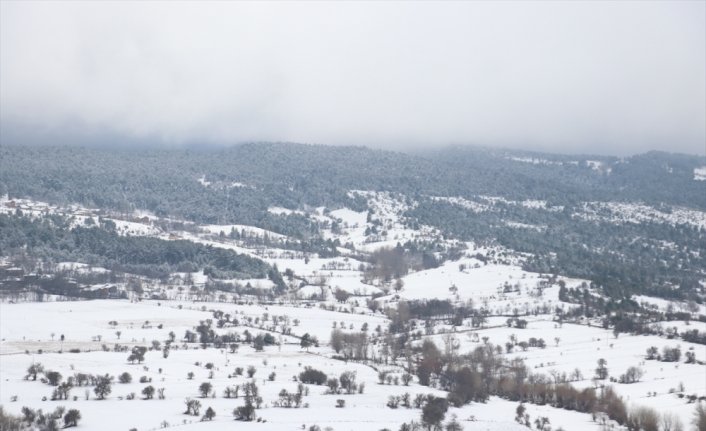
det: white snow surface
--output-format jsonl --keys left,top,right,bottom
{"left": 694, "top": 166, "right": 706, "bottom": 181}
{"left": 0, "top": 300, "right": 618, "bottom": 430}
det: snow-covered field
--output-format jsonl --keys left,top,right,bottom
{"left": 2, "top": 298, "right": 703, "bottom": 430}
{"left": 1, "top": 299, "right": 607, "bottom": 431}
{"left": 462, "top": 320, "right": 703, "bottom": 421}
{"left": 1, "top": 192, "right": 705, "bottom": 430}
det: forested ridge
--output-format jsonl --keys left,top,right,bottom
{"left": 1, "top": 143, "right": 704, "bottom": 300}
{"left": 1, "top": 144, "right": 704, "bottom": 230}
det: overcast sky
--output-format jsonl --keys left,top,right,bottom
{"left": 1, "top": 1, "right": 704, "bottom": 155}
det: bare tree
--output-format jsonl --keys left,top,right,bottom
{"left": 661, "top": 412, "right": 683, "bottom": 431}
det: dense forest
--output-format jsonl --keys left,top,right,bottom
{"left": 1, "top": 143, "right": 704, "bottom": 300}
{"left": 1, "top": 144, "right": 704, "bottom": 230}
{"left": 0, "top": 214, "right": 270, "bottom": 280}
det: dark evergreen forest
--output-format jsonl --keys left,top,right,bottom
{"left": 1, "top": 143, "right": 704, "bottom": 300}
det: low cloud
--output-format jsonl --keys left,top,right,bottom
{"left": 1, "top": 1, "right": 704, "bottom": 155}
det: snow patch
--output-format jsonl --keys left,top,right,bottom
{"left": 694, "top": 166, "right": 706, "bottom": 181}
